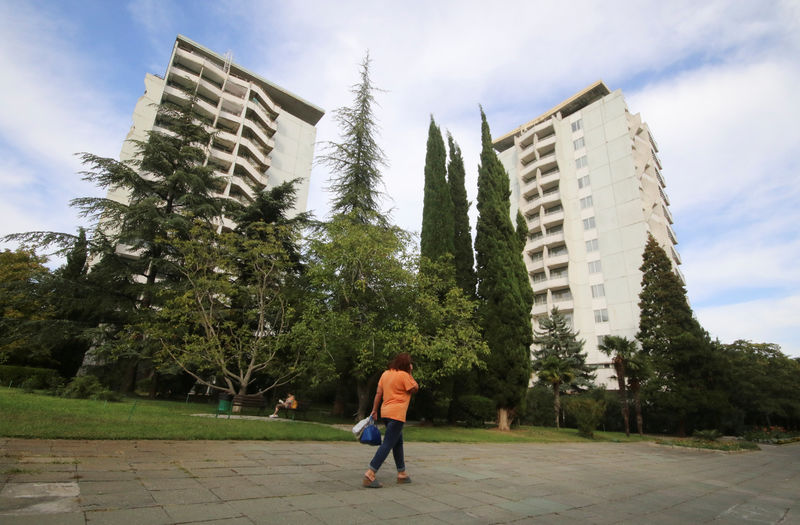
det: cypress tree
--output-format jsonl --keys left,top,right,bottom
{"left": 420, "top": 116, "right": 455, "bottom": 262}
{"left": 447, "top": 132, "right": 477, "bottom": 297}
{"left": 474, "top": 107, "right": 533, "bottom": 430}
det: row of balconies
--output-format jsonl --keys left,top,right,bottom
{"left": 519, "top": 131, "right": 557, "bottom": 165}
{"left": 520, "top": 150, "right": 558, "bottom": 181}
{"left": 526, "top": 246, "right": 569, "bottom": 274}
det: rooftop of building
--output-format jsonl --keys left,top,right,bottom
{"left": 175, "top": 35, "right": 325, "bottom": 126}
{"left": 493, "top": 80, "right": 611, "bottom": 152}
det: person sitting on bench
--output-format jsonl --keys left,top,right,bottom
{"left": 269, "top": 393, "right": 297, "bottom": 418}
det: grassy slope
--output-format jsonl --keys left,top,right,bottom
{"left": 0, "top": 388, "right": 671, "bottom": 445}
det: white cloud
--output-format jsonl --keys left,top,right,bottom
{"left": 0, "top": 3, "right": 129, "bottom": 245}
{"left": 696, "top": 295, "right": 800, "bottom": 358}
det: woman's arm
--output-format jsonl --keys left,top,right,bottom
{"left": 370, "top": 384, "right": 383, "bottom": 419}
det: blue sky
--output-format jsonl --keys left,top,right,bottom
{"left": 1, "top": 0, "right": 798, "bottom": 357}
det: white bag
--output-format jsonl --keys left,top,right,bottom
{"left": 352, "top": 416, "right": 371, "bottom": 437}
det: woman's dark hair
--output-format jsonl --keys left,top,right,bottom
{"left": 388, "top": 352, "right": 412, "bottom": 373}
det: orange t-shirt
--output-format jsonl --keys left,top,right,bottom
{"left": 378, "top": 369, "right": 418, "bottom": 422}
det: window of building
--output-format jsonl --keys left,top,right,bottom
{"left": 588, "top": 260, "right": 602, "bottom": 273}
{"left": 534, "top": 293, "right": 547, "bottom": 305}
{"left": 530, "top": 251, "right": 543, "bottom": 262}
{"left": 571, "top": 119, "right": 583, "bottom": 132}
{"left": 575, "top": 156, "right": 588, "bottom": 169}
{"left": 591, "top": 284, "right": 605, "bottom": 298}
{"left": 583, "top": 217, "right": 596, "bottom": 230}
{"left": 550, "top": 268, "right": 568, "bottom": 279}
{"left": 586, "top": 239, "right": 599, "bottom": 252}
{"left": 546, "top": 224, "right": 563, "bottom": 235}
{"left": 580, "top": 195, "right": 593, "bottom": 209}
{"left": 573, "top": 137, "right": 585, "bottom": 150}
{"left": 594, "top": 309, "right": 609, "bottom": 323}
{"left": 597, "top": 335, "right": 606, "bottom": 346}
{"left": 578, "top": 174, "right": 591, "bottom": 189}
{"left": 549, "top": 245, "right": 568, "bottom": 257}
{"left": 533, "top": 272, "right": 546, "bottom": 283}
{"left": 529, "top": 231, "right": 543, "bottom": 241}
{"left": 545, "top": 204, "right": 563, "bottom": 215}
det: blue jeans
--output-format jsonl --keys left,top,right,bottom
{"left": 369, "top": 418, "right": 405, "bottom": 473}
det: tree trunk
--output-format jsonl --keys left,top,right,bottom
{"left": 553, "top": 382, "right": 561, "bottom": 430}
{"left": 121, "top": 359, "right": 138, "bottom": 394}
{"left": 497, "top": 407, "right": 511, "bottom": 431}
{"left": 632, "top": 384, "right": 644, "bottom": 436}
{"left": 356, "top": 373, "right": 380, "bottom": 420}
{"left": 614, "top": 357, "right": 630, "bottom": 437}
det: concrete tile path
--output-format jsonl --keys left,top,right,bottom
{"left": 0, "top": 438, "right": 797, "bottom": 524}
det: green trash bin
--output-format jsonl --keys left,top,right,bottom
{"left": 216, "top": 394, "right": 232, "bottom": 418}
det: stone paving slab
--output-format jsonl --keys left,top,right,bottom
{"left": 0, "top": 438, "right": 797, "bottom": 524}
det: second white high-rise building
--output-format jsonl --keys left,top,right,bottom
{"left": 494, "top": 81, "right": 681, "bottom": 385}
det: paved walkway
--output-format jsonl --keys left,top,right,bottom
{"left": 1, "top": 438, "right": 797, "bottom": 524}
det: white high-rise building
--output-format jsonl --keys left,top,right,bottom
{"left": 113, "top": 35, "right": 324, "bottom": 223}
{"left": 494, "top": 81, "right": 682, "bottom": 386}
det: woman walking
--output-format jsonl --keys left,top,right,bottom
{"left": 363, "top": 352, "right": 418, "bottom": 488}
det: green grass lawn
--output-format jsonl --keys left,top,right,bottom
{"left": 0, "top": 387, "right": 676, "bottom": 445}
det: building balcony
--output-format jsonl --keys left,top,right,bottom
{"left": 197, "top": 75, "right": 223, "bottom": 98}
{"left": 520, "top": 144, "right": 536, "bottom": 166}
{"left": 533, "top": 117, "right": 555, "bottom": 137}
{"left": 532, "top": 279, "right": 549, "bottom": 293}
{"left": 247, "top": 100, "right": 278, "bottom": 134}
{"left": 539, "top": 188, "right": 561, "bottom": 207}
{"left": 546, "top": 252, "right": 569, "bottom": 267}
{"left": 542, "top": 231, "right": 565, "bottom": 247}
{"left": 239, "top": 135, "right": 271, "bottom": 166}
{"left": 552, "top": 298, "right": 574, "bottom": 312}
{"left": 223, "top": 78, "right": 248, "bottom": 99}
{"left": 248, "top": 83, "right": 281, "bottom": 116}
{"left": 209, "top": 147, "right": 233, "bottom": 171}
{"left": 541, "top": 209, "right": 564, "bottom": 227}
{"left": 167, "top": 68, "right": 199, "bottom": 91}
{"left": 532, "top": 302, "right": 549, "bottom": 316}
{"left": 174, "top": 46, "right": 204, "bottom": 74}
{"left": 526, "top": 256, "right": 545, "bottom": 273}
{"left": 547, "top": 275, "right": 569, "bottom": 289}
{"left": 214, "top": 128, "right": 238, "bottom": 146}
{"left": 229, "top": 174, "right": 256, "bottom": 202}
{"left": 532, "top": 152, "right": 558, "bottom": 173}
{"left": 217, "top": 108, "right": 241, "bottom": 130}
{"left": 536, "top": 133, "right": 556, "bottom": 151}
{"left": 243, "top": 119, "right": 274, "bottom": 153}
{"left": 520, "top": 199, "right": 541, "bottom": 218}
{"left": 538, "top": 168, "right": 560, "bottom": 188}
{"left": 236, "top": 157, "right": 268, "bottom": 189}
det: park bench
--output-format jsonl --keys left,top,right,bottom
{"left": 233, "top": 394, "right": 268, "bottom": 415}
{"left": 279, "top": 400, "right": 309, "bottom": 420}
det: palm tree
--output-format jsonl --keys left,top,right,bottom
{"left": 536, "top": 355, "right": 576, "bottom": 430}
{"left": 599, "top": 335, "right": 636, "bottom": 436}
{"left": 625, "top": 350, "right": 652, "bottom": 436}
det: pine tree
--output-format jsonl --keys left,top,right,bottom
{"left": 532, "top": 307, "right": 594, "bottom": 429}
{"left": 319, "top": 52, "right": 387, "bottom": 225}
{"left": 447, "top": 132, "right": 477, "bottom": 297}
{"left": 420, "top": 116, "right": 455, "bottom": 263}
{"left": 637, "top": 233, "right": 728, "bottom": 435}
{"left": 474, "top": 108, "right": 534, "bottom": 430}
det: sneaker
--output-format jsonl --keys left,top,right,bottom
{"left": 269, "top": 414, "right": 278, "bottom": 418}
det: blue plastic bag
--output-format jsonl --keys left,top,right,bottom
{"left": 359, "top": 417, "right": 382, "bottom": 446}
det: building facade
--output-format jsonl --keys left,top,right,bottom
{"left": 112, "top": 35, "right": 324, "bottom": 225}
{"left": 494, "top": 81, "right": 682, "bottom": 386}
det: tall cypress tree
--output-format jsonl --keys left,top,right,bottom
{"left": 420, "top": 116, "right": 454, "bottom": 263}
{"left": 447, "top": 132, "right": 477, "bottom": 297}
{"left": 474, "top": 108, "right": 533, "bottom": 430}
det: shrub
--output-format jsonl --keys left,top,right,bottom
{"left": 0, "top": 365, "right": 62, "bottom": 389}
{"left": 520, "top": 385, "right": 555, "bottom": 426}
{"left": 564, "top": 397, "right": 606, "bottom": 438}
{"left": 692, "top": 429, "right": 722, "bottom": 441}
{"left": 63, "top": 375, "right": 120, "bottom": 401}
{"left": 454, "top": 395, "right": 495, "bottom": 427}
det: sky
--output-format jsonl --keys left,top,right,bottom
{"left": 1, "top": 0, "right": 798, "bottom": 357}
